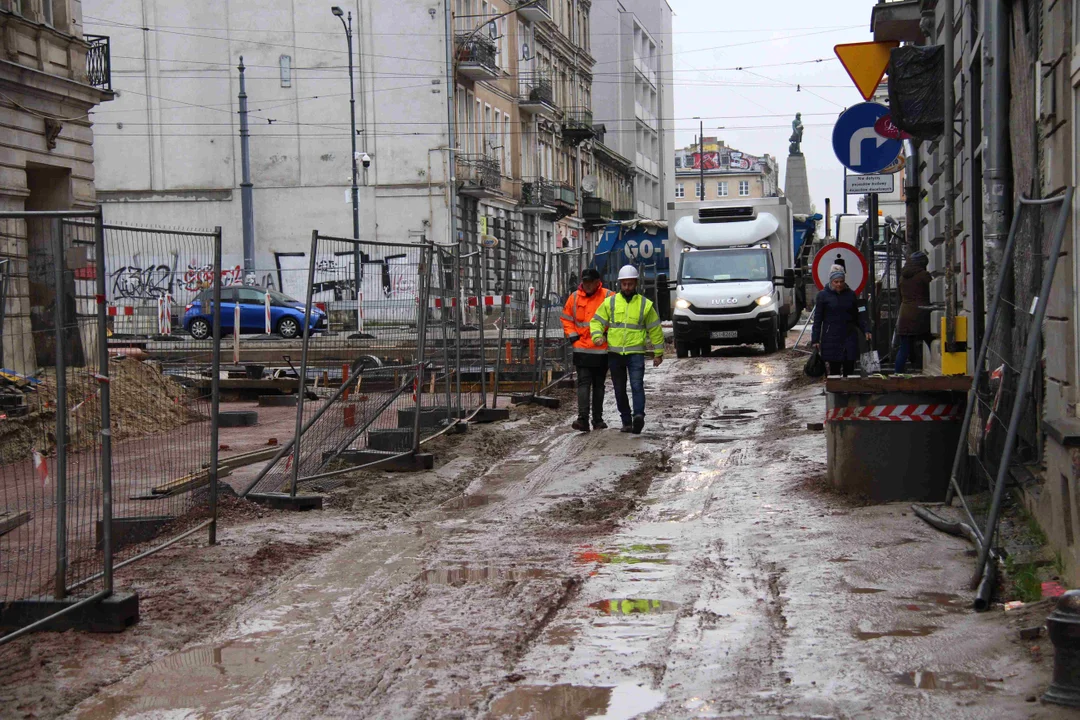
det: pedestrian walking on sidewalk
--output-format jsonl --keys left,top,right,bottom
{"left": 561, "top": 268, "right": 614, "bottom": 432}
{"left": 811, "top": 265, "right": 870, "bottom": 377}
{"left": 894, "top": 250, "right": 932, "bottom": 373}
{"left": 590, "top": 265, "right": 665, "bottom": 434}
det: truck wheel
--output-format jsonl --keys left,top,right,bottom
{"left": 763, "top": 320, "right": 780, "bottom": 354}
{"left": 676, "top": 342, "right": 689, "bottom": 359}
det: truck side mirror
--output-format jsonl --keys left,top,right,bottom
{"left": 656, "top": 273, "right": 671, "bottom": 321}
{"left": 783, "top": 269, "right": 796, "bottom": 289}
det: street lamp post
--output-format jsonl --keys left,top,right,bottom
{"left": 332, "top": 6, "right": 361, "bottom": 294}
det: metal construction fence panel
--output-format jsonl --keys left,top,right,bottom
{"left": 242, "top": 234, "right": 434, "bottom": 498}
{"left": 941, "top": 192, "right": 1073, "bottom": 603}
{"left": 0, "top": 211, "right": 222, "bottom": 645}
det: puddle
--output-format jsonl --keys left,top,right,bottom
{"left": 418, "top": 565, "right": 552, "bottom": 585}
{"left": 855, "top": 626, "right": 940, "bottom": 641}
{"left": 695, "top": 437, "right": 737, "bottom": 444}
{"left": 896, "top": 671, "right": 1003, "bottom": 692}
{"left": 574, "top": 544, "right": 672, "bottom": 566}
{"left": 489, "top": 683, "right": 665, "bottom": 720}
{"left": 850, "top": 587, "right": 887, "bottom": 594}
{"left": 828, "top": 556, "right": 855, "bottom": 563}
{"left": 441, "top": 494, "right": 502, "bottom": 510}
{"left": 902, "top": 591, "right": 968, "bottom": 608}
{"left": 589, "top": 599, "right": 680, "bottom": 615}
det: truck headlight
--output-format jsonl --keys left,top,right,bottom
{"left": 756, "top": 295, "right": 774, "bottom": 306}
{"left": 675, "top": 298, "right": 691, "bottom": 310}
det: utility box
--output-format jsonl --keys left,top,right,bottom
{"left": 825, "top": 376, "right": 971, "bottom": 502}
{"left": 941, "top": 315, "right": 968, "bottom": 376}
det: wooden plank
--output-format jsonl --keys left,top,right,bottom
{"left": 826, "top": 376, "right": 972, "bottom": 394}
{"left": 0, "top": 510, "right": 31, "bottom": 537}
{"left": 151, "top": 467, "right": 232, "bottom": 496}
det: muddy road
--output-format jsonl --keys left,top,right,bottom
{"left": 12, "top": 347, "right": 1072, "bottom": 718}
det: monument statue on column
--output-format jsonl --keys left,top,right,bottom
{"left": 784, "top": 112, "right": 812, "bottom": 215}
{"left": 788, "top": 113, "right": 804, "bottom": 156}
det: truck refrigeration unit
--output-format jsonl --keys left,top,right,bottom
{"left": 664, "top": 198, "right": 797, "bottom": 358}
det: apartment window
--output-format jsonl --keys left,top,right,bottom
{"left": 279, "top": 56, "right": 292, "bottom": 88}
{"left": 484, "top": 104, "right": 493, "bottom": 155}
{"left": 739, "top": 180, "right": 750, "bottom": 196}
{"left": 694, "top": 182, "right": 702, "bottom": 199}
{"left": 675, "top": 184, "right": 685, "bottom": 199}
{"left": 42, "top": 0, "right": 53, "bottom": 26}
{"left": 718, "top": 181, "right": 728, "bottom": 197}
{"left": 503, "top": 112, "right": 511, "bottom": 174}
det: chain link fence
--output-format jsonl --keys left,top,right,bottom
{"left": 0, "top": 211, "right": 222, "bottom": 645}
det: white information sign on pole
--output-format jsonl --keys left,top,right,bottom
{"left": 845, "top": 173, "right": 894, "bottom": 195}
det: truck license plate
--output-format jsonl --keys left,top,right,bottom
{"left": 710, "top": 330, "right": 738, "bottom": 339}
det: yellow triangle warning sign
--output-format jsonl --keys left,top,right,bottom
{"left": 834, "top": 41, "right": 899, "bottom": 101}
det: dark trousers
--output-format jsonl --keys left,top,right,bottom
{"left": 576, "top": 364, "right": 608, "bottom": 422}
{"left": 894, "top": 335, "right": 922, "bottom": 373}
{"left": 609, "top": 353, "right": 646, "bottom": 424}
{"left": 827, "top": 360, "right": 856, "bottom": 377}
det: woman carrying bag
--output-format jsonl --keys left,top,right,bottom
{"left": 811, "top": 265, "right": 871, "bottom": 377}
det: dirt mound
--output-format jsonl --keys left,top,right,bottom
{"left": 546, "top": 450, "right": 672, "bottom": 527}
{"left": 0, "top": 357, "right": 201, "bottom": 463}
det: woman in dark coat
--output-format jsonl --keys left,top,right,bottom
{"left": 894, "top": 251, "right": 932, "bottom": 373}
{"left": 811, "top": 265, "right": 871, "bottom": 377}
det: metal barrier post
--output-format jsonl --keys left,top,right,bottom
{"left": 437, "top": 248, "right": 453, "bottom": 424}
{"left": 533, "top": 251, "right": 551, "bottom": 394}
{"left": 412, "top": 244, "right": 432, "bottom": 454}
{"left": 52, "top": 218, "right": 68, "bottom": 599}
{"left": 492, "top": 239, "right": 511, "bottom": 408}
{"left": 209, "top": 227, "right": 223, "bottom": 544}
{"left": 478, "top": 246, "right": 488, "bottom": 407}
{"left": 289, "top": 230, "right": 319, "bottom": 497}
{"left": 93, "top": 209, "right": 114, "bottom": 590}
{"left": 454, "top": 243, "right": 463, "bottom": 412}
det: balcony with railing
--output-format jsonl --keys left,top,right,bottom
{"left": 521, "top": 177, "right": 557, "bottom": 214}
{"left": 582, "top": 196, "right": 613, "bottom": 224}
{"left": 84, "top": 35, "right": 112, "bottom": 92}
{"left": 519, "top": 72, "right": 557, "bottom": 118}
{"left": 553, "top": 182, "right": 577, "bottom": 209}
{"left": 871, "top": 0, "right": 922, "bottom": 42}
{"left": 456, "top": 153, "right": 503, "bottom": 198}
{"left": 454, "top": 34, "right": 500, "bottom": 80}
{"left": 561, "top": 107, "right": 595, "bottom": 145}
{"left": 514, "top": 0, "right": 552, "bottom": 24}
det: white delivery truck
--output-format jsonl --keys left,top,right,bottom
{"left": 664, "top": 198, "right": 797, "bottom": 358}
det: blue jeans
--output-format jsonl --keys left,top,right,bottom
{"left": 895, "top": 335, "right": 914, "bottom": 373}
{"left": 609, "top": 353, "right": 646, "bottom": 424}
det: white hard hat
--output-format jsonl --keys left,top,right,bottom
{"left": 618, "top": 265, "right": 639, "bottom": 281}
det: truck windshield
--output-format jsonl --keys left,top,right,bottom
{"left": 680, "top": 249, "right": 772, "bottom": 283}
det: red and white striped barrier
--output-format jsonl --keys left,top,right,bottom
{"left": 528, "top": 287, "right": 537, "bottom": 324}
{"left": 432, "top": 297, "right": 459, "bottom": 309}
{"left": 107, "top": 306, "right": 135, "bottom": 317}
{"left": 826, "top": 404, "right": 962, "bottom": 423}
{"left": 156, "top": 293, "right": 172, "bottom": 335}
{"left": 467, "top": 295, "right": 513, "bottom": 307}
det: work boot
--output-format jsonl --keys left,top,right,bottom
{"left": 620, "top": 422, "right": 633, "bottom": 433}
{"left": 572, "top": 419, "right": 590, "bottom": 433}
{"left": 632, "top": 415, "right": 645, "bottom": 434}
{"left": 592, "top": 419, "right": 608, "bottom": 430}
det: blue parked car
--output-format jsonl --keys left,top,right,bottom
{"left": 183, "top": 287, "right": 327, "bottom": 340}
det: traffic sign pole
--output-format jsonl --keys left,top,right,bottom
{"left": 867, "top": 193, "right": 878, "bottom": 350}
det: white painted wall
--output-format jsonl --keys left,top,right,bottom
{"left": 84, "top": 0, "right": 452, "bottom": 265}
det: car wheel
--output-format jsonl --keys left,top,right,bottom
{"left": 189, "top": 318, "right": 210, "bottom": 340}
{"left": 763, "top": 319, "right": 780, "bottom": 354}
{"left": 277, "top": 316, "right": 301, "bottom": 339}
{"left": 676, "top": 342, "right": 689, "bottom": 359}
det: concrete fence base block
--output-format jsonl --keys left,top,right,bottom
{"left": 259, "top": 395, "right": 298, "bottom": 407}
{"left": 95, "top": 516, "right": 173, "bottom": 550}
{"left": 0, "top": 592, "right": 140, "bottom": 634}
{"left": 247, "top": 493, "right": 324, "bottom": 511}
{"left": 217, "top": 410, "right": 259, "bottom": 427}
{"left": 368, "top": 429, "right": 415, "bottom": 453}
{"left": 510, "top": 394, "right": 560, "bottom": 409}
{"left": 471, "top": 407, "right": 511, "bottom": 424}
{"left": 397, "top": 407, "right": 466, "bottom": 429}
{"left": 335, "top": 450, "right": 435, "bottom": 472}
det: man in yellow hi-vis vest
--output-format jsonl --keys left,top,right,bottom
{"left": 590, "top": 265, "right": 665, "bottom": 434}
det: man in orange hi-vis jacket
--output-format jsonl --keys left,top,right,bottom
{"left": 560, "top": 268, "right": 614, "bottom": 432}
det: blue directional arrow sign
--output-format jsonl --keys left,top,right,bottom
{"left": 832, "top": 102, "right": 902, "bottom": 174}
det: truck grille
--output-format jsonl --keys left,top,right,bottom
{"left": 689, "top": 303, "right": 755, "bottom": 315}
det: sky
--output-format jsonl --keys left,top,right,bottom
{"left": 660, "top": 0, "right": 876, "bottom": 215}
